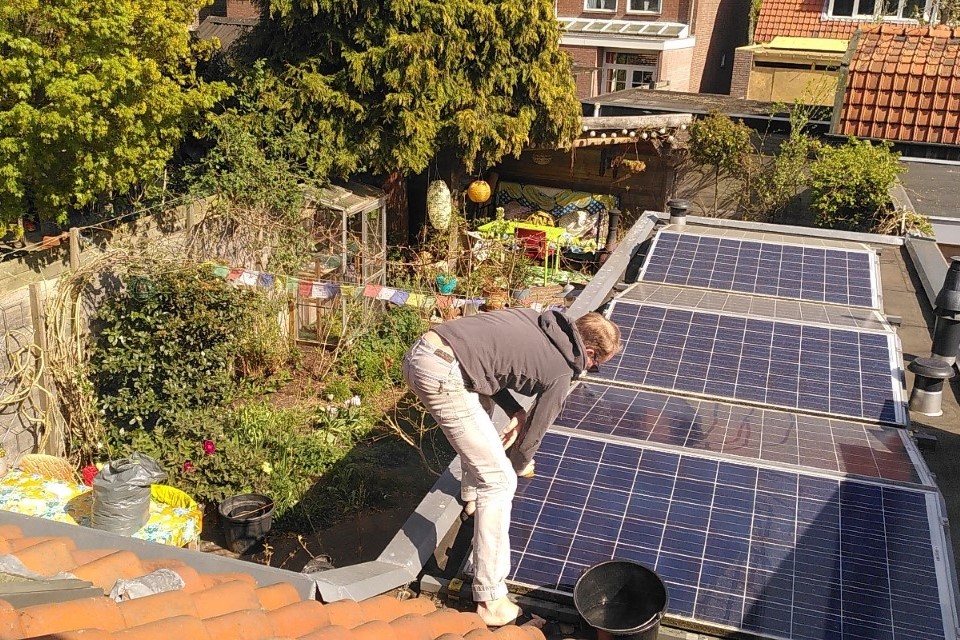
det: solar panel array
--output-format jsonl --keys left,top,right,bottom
{"left": 598, "top": 301, "right": 904, "bottom": 426}
{"left": 509, "top": 432, "right": 951, "bottom": 640}
{"left": 556, "top": 382, "right": 926, "bottom": 485}
{"left": 486, "top": 228, "right": 956, "bottom": 640}
{"left": 641, "top": 232, "right": 878, "bottom": 308}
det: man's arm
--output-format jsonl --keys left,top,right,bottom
{"left": 508, "top": 376, "right": 571, "bottom": 472}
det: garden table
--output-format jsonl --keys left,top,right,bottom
{"left": 0, "top": 470, "right": 202, "bottom": 548}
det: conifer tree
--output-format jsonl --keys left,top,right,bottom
{"left": 242, "top": 0, "right": 581, "bottom": 177}
{"left": 0, "top": 0, "right": 228, "bottom": 224}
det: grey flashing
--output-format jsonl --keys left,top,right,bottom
{"left": 313, "top": 460, "right": 464, "bottom": 602}
{"left": 0, "top": 511, "right": 317, "bottom": 600}
{"left": 906, "top": 234, "right": 950, "bottom": 309}
{"left": 672, "top": 214, "right": 907, "bottom": 246}
{"left": 311, "top": 560, "right": 418, "bottom": 602}
{"left": 567, "top": 213, "right": 659, "bottom": 320}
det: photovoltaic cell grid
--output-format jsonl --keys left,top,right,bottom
{"left": 596, "top": 302, "right": 904, "bottom": 426}
{"left": 555, "top": 382, "right": 926, "bottom": 485}
{"left": 621, "top": 282, "right": 890, "bottom": 332}
{"left": 509, "top": 432, "right": 952, "bottom": 640}
{"left": 641, "top": 232, "right": 878, "bottom": 308}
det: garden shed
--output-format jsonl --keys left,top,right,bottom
{"left": 296, "top": 182, "right": 387, "bottom": 343}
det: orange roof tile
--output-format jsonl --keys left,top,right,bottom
{"left": 754, "top": 0, "right": 864, "bottom": 43}
{"left": 837, "top": 24, "right": 960, "bottom": 145}
{"left": 0, "top": 525, "right": 547, "bottom": 640}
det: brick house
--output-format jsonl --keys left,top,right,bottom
{"left": 556, "top": 0, "right": 750, "bottom": 99}
{"left": 731, "top": 0, "right": 933, "bottom": 105}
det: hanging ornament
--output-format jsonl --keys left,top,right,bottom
{"left": 426, "top": 180, "right": 452, "bottom": 231}
{"left": 466, "top": 180, "right": 491, "bottom": 204}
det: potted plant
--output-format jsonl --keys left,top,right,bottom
{"left": 506, "top": 252, "right": 535, "bottom": 301}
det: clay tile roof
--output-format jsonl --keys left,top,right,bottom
{"left": 0, "top": 525, "right": 545, "bottom": 640}
{"left": 754, "top": 0, "right": 869, "bottom": 43}
{"left": 837, "top": 23, "right": 960, "bottom": 145}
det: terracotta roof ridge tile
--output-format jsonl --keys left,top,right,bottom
{"left": 267, "top": 599, "right": 331, "bottom": 637}
{"left": 297, "top": 625, "right": 356, "bottom": 640}
{"left": 204, "top": 608, "right": 276, "bottom": 640}
{"left": 11, "top": 538, "right": 76, "bottom": 576}
{"left": 117, "top": 588, "right": 200, "bottom": 627}
{"left": 18, "top": 595, "right": 126, "bottom": 637}
{"left": 193, "top": 580, "right": 262, "bottom": 619}
{"left": 115, "top": 614, "right": 213, "bottom": 640}
{"left": 71, "top": 550, "right": 145, "bottom": 592}
{"left": 255, "top": 582, "right": 303, "bottom": 611}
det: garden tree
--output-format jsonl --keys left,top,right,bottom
{"left": 687, "top": 112, "right": 753, "bottom": 216}
{"left": 0, "top": 0, "right": 228, "bottom": 225}
{"left": 240, "top": 0, "right": 582, "bottom": 178}
{"left": 737, "top": 101, "right": 818, "bottom": 223}
{"left": 186, "top": 63, "right": 334, "bottom": 275}
{"left": 809, "top": 137, "right": 903, "bottom": 233}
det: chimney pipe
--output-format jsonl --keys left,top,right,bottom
{"left": 908, "top": 357, "right": 955, "bottom": 417}
{"left": 604, "top": 208, "right": 621, "bottom": 254}
{"left": 932, "top": 256, "right": 960, "bottom": 365}
{"left": 667, "top": 199, "right": 689, "bottom": 229}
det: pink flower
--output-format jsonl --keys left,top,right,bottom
{"left": 182, "top": 461, "right": 195, "bottom": 473}
{"left": 202, "top": 439, "right": 216, "bottom": 455}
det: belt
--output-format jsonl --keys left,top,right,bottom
{"left": 423, "top": 331, "right": 455, "bottom": 364}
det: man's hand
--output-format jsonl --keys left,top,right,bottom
{"left": 500, "top": 409, "right": 527, "bottom": 449}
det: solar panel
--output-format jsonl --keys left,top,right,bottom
{"left": 509, "top": 432, "right": 955, "bottom": 640}
{"left": 596, "top": 302, "right": 905, "bottom": 426}
{"left": 641, "top": 232, "right": 878, "bottom": 308}
{"left": 555, "top": 382, "right": 928, "bottom": 485}
{"left": 621, "top": 282, "right": 890, "bottom": 331}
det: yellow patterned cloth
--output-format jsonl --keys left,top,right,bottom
{"left": 0, "top": 470, "right": 202, "bottom": 547}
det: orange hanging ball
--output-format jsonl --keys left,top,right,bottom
{"left": 466, "top": 180, "right": 491, "bottom": 203}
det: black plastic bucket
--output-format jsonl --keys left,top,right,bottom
{"left": 218, "top": 494, "right": 275, "bottom": 554}
{"left": 573, "top": 560, "right": 669, "bottom": 640}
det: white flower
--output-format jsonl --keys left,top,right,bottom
{"left": 119, "top": 428, "right": 125, "bottom": 436}
{"left": 96, "top": 442, "right": 103, "bottom": 451}
{"left": 327, "top": 407, "right": 339, "bottom": 416}
{"left": 261, "top": 461, "right": 273, "bottom": 475}
{"left": 325, "top": 394, "right": 334, "bottom": 401}
{"left": 347, "top": 396, "right": 361, "bottom": 407}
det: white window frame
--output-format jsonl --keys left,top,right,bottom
{"left": 601, "top": 51, "right": 659, "bottom": 94}
{"left": 584, "top": 0, "right": 617, "bottom": 12}
{"left": 626, "top": 0, "right": 662, "bottom": 13}
{"left": 825, "top": 0, "right": 929, "bottom": 19}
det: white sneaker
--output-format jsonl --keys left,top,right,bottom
{"left": 517, "top": 461, "right": 535, "bottom": 478}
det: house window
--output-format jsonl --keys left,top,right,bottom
{"left": 585, "top": 0, "right": 616, "bottom": 10}
{"left": 827, "top": 0, "right": 926, "bottom": 18}
{"left": 628, "top": 0, "right": 661, "bottom": 11}
{"left": 602, "top": 51, "right": 658, "bottom": 93}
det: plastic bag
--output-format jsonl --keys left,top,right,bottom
{"left": 91, "top": 452, "right": 167, "bottom": 535}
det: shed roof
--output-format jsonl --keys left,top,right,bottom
{"left": 835, "top": 23, "right": 960, "bottom": 146}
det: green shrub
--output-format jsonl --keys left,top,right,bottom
{"left": 109, "top": 400, "right": 372, "bottom": 520}
{"left": 90, "top": 266, "right": 251, "bottom": 434}
{"left": 810, "top": 138, "right": 903, "bottom": 232}
{"left": 335, "top": 304, "right": 427, "bottom": 397}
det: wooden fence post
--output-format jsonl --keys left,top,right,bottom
{"left": 29, "top": 283, "right": 60, "bottom": 456}
{"left": 68, "top": 228, "right": 80, "bottom": 272}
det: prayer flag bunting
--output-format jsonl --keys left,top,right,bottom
{"left": 286, "top": 277, "right": 300, "bottom": 293}
{"left": 376, "top": 287, "right": 396, "bottom": 301}
{"left": 226, "top": 268, "right": 243, "bottom": 280}
{"left": 312, "top": 283, "right": 339, "bottom": 299}
{"left": 237, "top": 271, "right": 258, "bottom": 287}
{"left": 389, "top": 290, "right": 410, "bottom": 305}
{"left": 258, "top": 273, "right": 275, "bottom": 289}
{"left": 212, "top": 266, "right": 230, "bottom": 278}
{"left": 299, "top": 281, "right": 313, "bottom": 298}
{"left": 363, "top": 284, "right": 382, "bottom": 298}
